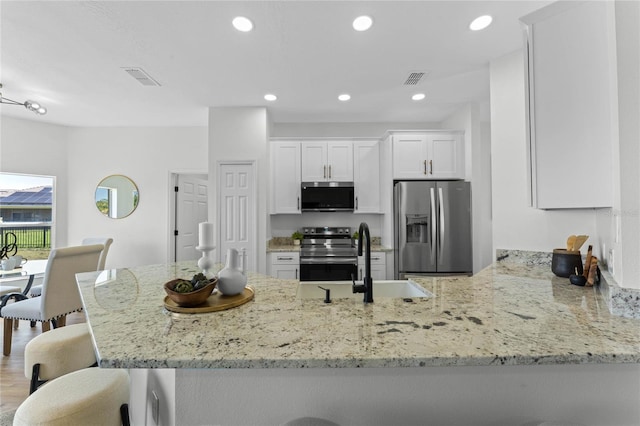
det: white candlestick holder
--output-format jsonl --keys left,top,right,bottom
{"left": 196, "top": 246, "right": 216, "bottom": 277}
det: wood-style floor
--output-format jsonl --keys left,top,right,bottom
{"left": 0, "top": 312, "right": 85, "bottom": 414}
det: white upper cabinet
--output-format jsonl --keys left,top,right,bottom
{"left": 301, "top": 141, "right": 353, "bottom": 182}
{"left": 391, "top": 131, "right": 464, "bottom": 180}
{"left": 521, "top": 1, "right": 614, "bottom": 209}
{"left": 270, "top": 141, "right": 301, "bottom": 214}
{"left": 353, "top": 140, "right": 381, "bottom": 213}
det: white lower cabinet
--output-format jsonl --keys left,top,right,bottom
{"left": 357, "top": 252, "right": 386, "bottom": 280}
{"left": 269, "top": 252, "right": 300, "bottom": 280}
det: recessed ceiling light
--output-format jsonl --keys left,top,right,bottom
{"left": 353, "top": 15, "right": 373, "bottom": 31}
{"left": 264, "top": 94, "right": 277, "bottom": 101}
{"left": 469, "top": 15, "right": 492, "bottom": 31}
{"left": 232, "top": 16, "right": 254, "bottom": 32}
{"left": 412, "top": 93, "right": 426, "bottom": 101}
{"left": 338, "top": 94, "right": 351, "bottom": 102}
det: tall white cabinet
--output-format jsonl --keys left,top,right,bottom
{"left": 353, "top": 140, "right": 381, "bottom": 214}
{"left": 521, "top": 1, "right": 615, "bottom": 209}
{"left": 270, "top": 141, "right": 301, "bottom": 214}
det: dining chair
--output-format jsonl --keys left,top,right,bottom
{"left": 0, "top": 244, "right": 104, "bottom": 356}
{"left": 81, "top": 237, "right": 113, "bottom": 270}
{"left": 29, "top": 237, "right": 113, "bottom": 297}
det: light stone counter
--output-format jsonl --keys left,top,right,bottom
{"left": 76, "top": 258, "right": 640, "bottom": 370}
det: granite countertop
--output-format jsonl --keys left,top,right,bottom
{"left": 267, "top": 244, "right": 301, "bottom": 252}
{"left": 76, "top": 259, "right": 640, "bottom": 369}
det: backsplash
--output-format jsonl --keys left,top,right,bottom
{"left": 270, "top": 212, "right": 383, "bottom": 238}
{"left": 495, "top": 249, "right": 552, "bottom": 266}
{"left": 268, "top": 236, "right": 381, "bottom": 247}
{"left": 497, "top": 248, "right": 640, "bottom": 319}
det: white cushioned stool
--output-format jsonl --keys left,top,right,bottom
{"left": 0, "top": 285, "right": 21, "bottom": 296}
{"left": 13, "top": 368, "right": 130, "bottom": 426}
{"left": 24, "top": 323, "right": 97, "bottom": 394}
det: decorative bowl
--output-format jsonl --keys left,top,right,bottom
{"left": 164, "top": 278, "right": 217, "bottom": 307}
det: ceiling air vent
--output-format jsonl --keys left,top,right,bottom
{"left": 122, "top": 67, "right": 161, "bottom": 87}
{"left": 403, "top": 71, "right": 427, "bottom": 86}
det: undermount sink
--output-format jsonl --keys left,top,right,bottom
{"left": 296, "top": 279, "right": 434, "bottom": 300}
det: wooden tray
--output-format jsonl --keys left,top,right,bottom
{"left": 164, "top": 286, "right": 254, "bottom": 314}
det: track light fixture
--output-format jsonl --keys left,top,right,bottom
{"left": 0, "top": 83, "right": 47, "bottom": 115}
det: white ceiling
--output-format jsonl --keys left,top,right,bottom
{"left": 0, "top": 0, "right": 552, "bottom": 127}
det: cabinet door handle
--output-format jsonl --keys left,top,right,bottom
{"left": 279, "top": 257, "right": 293, "bottom": 260}
{"left": 295, "top": 268, "right": 298, "bottom": 279}
{"left": 324, "top": 165, "right": 327, "bottom": 179}
{"left": 355, "top": 196, "right": 358, "bottom": 210}
{"left": 424, "top": 160, "right": 427, "bottom": 175}
{"left": 329, "top": 165, "right": 332, "bottom": 179}
{"left": 430, "top": 160, "right": 433, "bottom": 175}
{"left": 297, "top": 197, "right": 300, "bottom": 210}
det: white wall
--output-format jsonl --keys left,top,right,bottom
{"left": 272, "top": 122, "right": 441, "bottom": 138}
{"left": 489, "top": 51, "right": 599, "bottom": 255}
{"left": 0, "top": 116, "right": 70, "bottom": 248}
{"left": 66, "top": 126, "right": 207, "bottom": 268}
{"left": 597, "top": 0, "right": 640, "bottom": 289}
{"left": 175, "top": 364, "right": 640, "bottom": 426}
{"left": 129, "top": 369, "right": 176, "bottom": 426}
{"left": 442, "top": 103, "right": 493, "bottom": 273}
{"left": 208, "top": 107, "right": 269, "bottom": 274}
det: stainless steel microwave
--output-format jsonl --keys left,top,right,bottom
{"left": 300, "top": 182, "right": 355, "bottom": 212}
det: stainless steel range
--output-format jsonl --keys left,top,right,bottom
{"left": 299, "top": 226, "right": 357, "bottom": 281}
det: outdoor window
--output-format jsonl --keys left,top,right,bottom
{"left": 0, "top": 172, "right": 54, "bottom": 260}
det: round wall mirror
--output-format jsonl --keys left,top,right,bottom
{"left": 95, "top": 175, "right": 139, "bottom": 219}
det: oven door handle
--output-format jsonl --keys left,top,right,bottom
{"left": 300, "top": 257, "right": 358, "bottom": 265}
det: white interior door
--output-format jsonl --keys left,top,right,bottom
{"left": 218, "top": 162, "right": 256, "bottom": 272}
{"left": 175, "top": 174, "right": 208, "bottom": 261}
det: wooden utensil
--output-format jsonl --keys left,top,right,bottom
{"left": 566, "top": 235, "right": 577, "bottom": 251}
{"left": 583, "top": 245, "right": 593, "bottom": 278}
{"left": 572, "top": 235, "right": 589, "bottom": 251}
{"left": 586, "top": 256, "right": 598, "bottom": 286}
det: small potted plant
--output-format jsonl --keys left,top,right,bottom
{"left": 291, "top": 231, "right": 303, "bottom": 246}
{"left": 352, "top": 231, "right": 359, "bottom": 248}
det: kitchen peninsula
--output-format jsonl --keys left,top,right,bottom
{"left": 76, "top": 253, "right": 640, "bottom": 425}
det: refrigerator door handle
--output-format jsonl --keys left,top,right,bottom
{"left": 430, "top": 187, "right": 436, "bottom": 264}
{"left": 438, "top": 187, "right": 445, "bottom": 265}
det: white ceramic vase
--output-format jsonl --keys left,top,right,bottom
{"left": 217, "top": 248, "right": 247, "bottom": 296}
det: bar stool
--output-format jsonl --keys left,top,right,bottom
{"left": 24, "top": 322, "right": 97, "bottom": 393}
{"left": 13, "top": 367, "right": 130, "bottom": 426}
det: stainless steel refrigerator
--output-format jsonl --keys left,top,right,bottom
{"left": 394, "top": 181, "right": 472, "bottom": 277}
